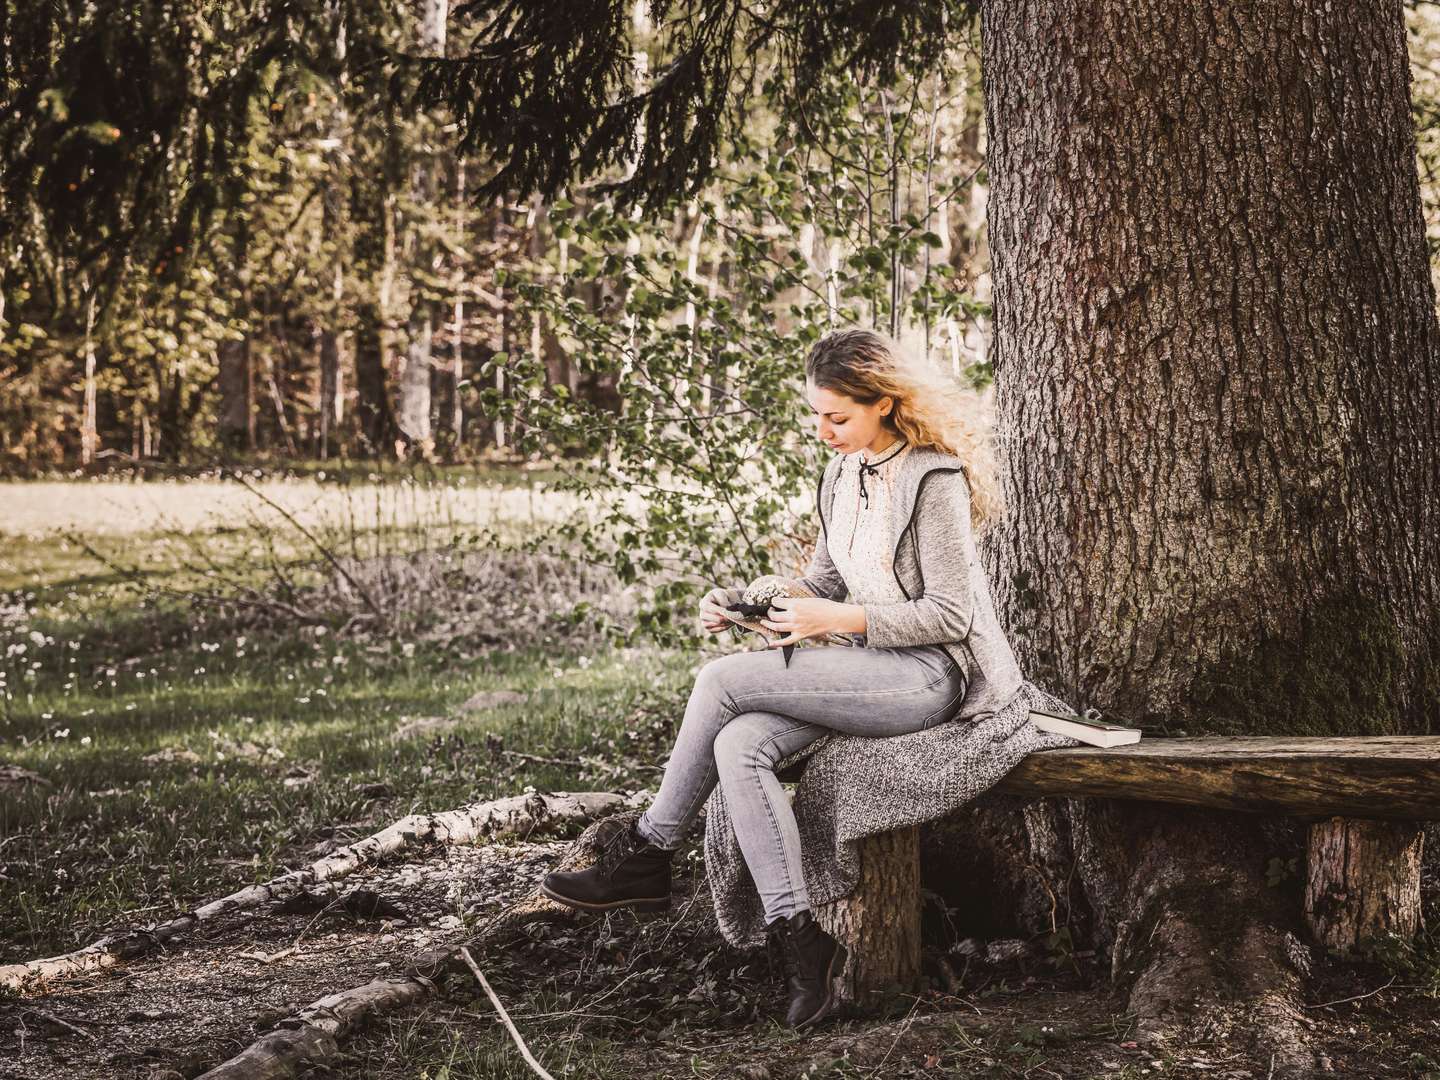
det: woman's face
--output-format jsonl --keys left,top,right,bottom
{"left": 805, "top": 380, "right": 893, "bottom": 454}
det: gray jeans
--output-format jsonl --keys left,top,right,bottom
{"left": 635, "top": 641, "right": 967, "bottom": 925}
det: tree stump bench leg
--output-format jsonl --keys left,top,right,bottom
{"left": 1304, "top": 816, "right": 1425, "bottom": 958}
{"left": 813, "top": 825, "right": 923, "bottom": 1011}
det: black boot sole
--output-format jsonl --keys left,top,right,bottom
{"left": 790, "top": 940, "right": 849, "bottom": 1031}
{"left": 539, "top": 881, "right": 671, "bottom": 913}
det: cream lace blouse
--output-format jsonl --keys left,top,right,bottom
{"left": 827, "top": 440, "right": 913, "bottom": 605}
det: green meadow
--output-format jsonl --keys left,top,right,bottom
{"left": 0, "top": 473, "right": 698, "bottom": 959}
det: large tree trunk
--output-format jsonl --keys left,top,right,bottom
{"left": 964, "top": 0, "right": 1440, "bottom": 1073}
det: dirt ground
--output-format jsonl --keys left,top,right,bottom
{"left": 1, "top": 827, "right": 1436, "bottom": 1080}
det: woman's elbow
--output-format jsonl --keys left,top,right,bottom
{"left": 933, "top": 595, "right": 973, "bottom": 641}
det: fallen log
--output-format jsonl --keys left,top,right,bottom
{"left": 1, "top": 790, "right": 634, "bottom": 995}
{"left": 192, "top": 810, "right": 634, "bottom": 1080}
{"left": 196, "top": 976, "right": 437, "bottom": 1080}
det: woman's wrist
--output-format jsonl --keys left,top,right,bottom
{"left": 833, "top": 602, "right": 867, "bottom": 635}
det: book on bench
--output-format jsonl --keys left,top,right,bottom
{"left": 1029, "top": 707, "right": 1142, "bottom": 747}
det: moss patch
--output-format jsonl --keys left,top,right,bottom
{"left": 1188, "top": 588, "right": 1410, "bottom": 736}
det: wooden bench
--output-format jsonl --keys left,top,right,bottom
{"left": 777, "top": 736, "right": 1440, "bottom": 1008}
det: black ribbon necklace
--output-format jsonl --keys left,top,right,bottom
{"left": 857, "top": 437, "right": 907, "bottom": 510}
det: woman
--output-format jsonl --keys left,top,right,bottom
{"left": 541, "top": 326, "right": 1021, "bottom": 1031}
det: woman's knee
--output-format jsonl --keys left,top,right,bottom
{"left": 713, "top": 713, "right": 783, "bottom": 773}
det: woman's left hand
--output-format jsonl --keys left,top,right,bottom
{"left": 760, "top": 597, "right": 841, "bottom": 648}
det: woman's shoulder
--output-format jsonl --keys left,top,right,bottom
{"left": 908, "top": 451, "right": 971, "bottom": 493}
{"left": 904, "top": 444, "right": 970, "bottom": 475}
{"left": 911, "top": 458, "right": 974, "bottom": 530}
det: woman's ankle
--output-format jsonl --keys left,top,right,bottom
{"left": 634, "top": 813, "right": 674, "bottom": 851}
{"left": 765, "top": 904, "right": 813, "bottom": 927}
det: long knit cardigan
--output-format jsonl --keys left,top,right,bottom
{"left": 702, "top": 446, "right": 1087, "bottom": 949}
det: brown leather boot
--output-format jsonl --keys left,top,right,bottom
{"left": 767, "top": 908, "right": 848, "bottom": 1029}
{"left": 540, "top": 817, "right": 674, "bottom": 913}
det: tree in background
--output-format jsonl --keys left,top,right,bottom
{"left": 471, "top": 25, "right": 989, "bottom": 647}
{"left": 3, "top": 0, "right": 982, "bottom": 470}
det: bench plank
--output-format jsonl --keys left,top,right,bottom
{"left": 994, "top": 736, "right": 1440, "bottom": 820}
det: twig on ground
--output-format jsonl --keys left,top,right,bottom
{"left": 506, "top": 968, "right": 648, "bottom": 1022}
{"left": 459, "top": 947, "right": 558, "bottom": 1080}
{"left": 16, "top": 1007, "right": 97, "bottom": 1040}
{"left": 502, "top": 750, "right": 584, "bottom": 768}
{"left": 225, "top": 469, "right": 386, "bottom": 620}
{"left": 1301, "top": 975, "right": 1399, "bottom": 1008}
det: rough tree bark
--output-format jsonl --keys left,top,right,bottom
{"left": 816, "top": 826, "right": 923, "bottom": 1010}
{"left": 1305, "top": 817, "right": 1425, "bottom": 955}
{"left": 957, "top": 1, "right": 1440, "bottom": 1072}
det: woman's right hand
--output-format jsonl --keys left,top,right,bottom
{"left": 699, "top": 586, "right": 742, "bottom": 634}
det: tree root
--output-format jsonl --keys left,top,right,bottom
{"left": 1075, "top": 801, "right": 1323, "bottom": 1079}
{"left": 925, "top": 796, "right": 1328, "bottom": 1079}
{"left": 192, "top": 810, "right": 638, "bottom": 1080}
{"left": 1, "top": 790, "right": 635, "bottom": 996}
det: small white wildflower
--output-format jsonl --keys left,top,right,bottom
{"left": 80, "top": 736, "right": 92, "bottom": 746}
{"left": 54, "top": 728, "right": 69, "bottom": 738}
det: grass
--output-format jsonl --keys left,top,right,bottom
{"left": 0, "top": 471, "right": 697, "bottom": 962}
{"left": 0, "top": 610, "right": 700, "bottom": 958}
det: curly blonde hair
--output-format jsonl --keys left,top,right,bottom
{"left": 805, "top": 327, "right": 1005, "bottom": 530}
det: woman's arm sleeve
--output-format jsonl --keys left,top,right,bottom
{"left": 860, "top": 470, "right": 975, "bottom": 648}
